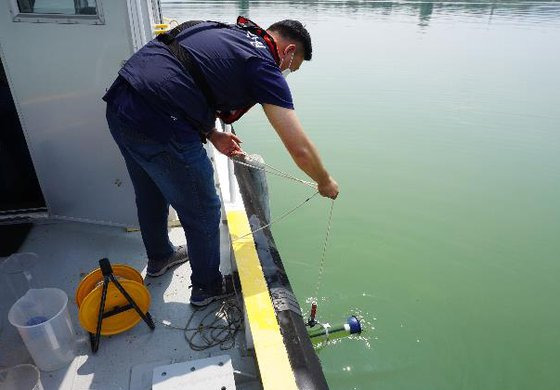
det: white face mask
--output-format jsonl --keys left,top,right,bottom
{"left": 281, "top": 52, "right": 295, "bottom": 78}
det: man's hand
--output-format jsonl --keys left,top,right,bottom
{"left": 208, "top": 130, "right": 244, "bottom": 157}
{"left": 317, "top": 176, "right": 339, "bottom": 199}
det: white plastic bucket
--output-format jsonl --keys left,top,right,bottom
{"left": 8, "top": 288, "right": 76, "bottom": 371}
{"left": 0, "top": 364, "right": 44, "bottom": 390}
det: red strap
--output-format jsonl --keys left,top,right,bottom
{"left": 217, "top": 105, "right": 254, "bottom": 124}
{"left": 237, "top": 16, "right": 280, "bottom": 65}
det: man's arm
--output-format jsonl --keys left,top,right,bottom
{"left": 262, "top": 103, "right": 339, "bottom": 199}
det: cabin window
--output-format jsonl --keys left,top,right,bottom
{"left": 11, "top": 0, "right": 104, "bottom": 24}
{"left": 17, "top": 0, "right": 98, "bottom": 15}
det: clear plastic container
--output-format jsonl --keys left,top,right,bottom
{"left": 1, "top": 253, "right": 43, "bottom": 365}
{"left": 1, "top": 253, "right": 39, "bottom": 340}
{"left": 0, "top": 364, "right": 44, "bottom": 390}
{"left": 8, "top": 288, "right": 76, "bottom": 371}
{"left": 0, "top": 252, "right": 39, "bottom": 360}
{"left": 0, "top": 253, "right": 39, "bottom": 300}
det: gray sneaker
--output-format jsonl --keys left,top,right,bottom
{"left": 190, "top": 275, "right": 236, "bottom": 307}
{"left": 146, "top": 245, "right": 189, "bottom": 277}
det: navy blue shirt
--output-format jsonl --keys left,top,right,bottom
{"left": 103, "top": 22, "right": 293, "bottom": 143}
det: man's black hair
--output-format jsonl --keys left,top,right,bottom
{"left": 268, "top": 20, "right": 312, "bottom": 61}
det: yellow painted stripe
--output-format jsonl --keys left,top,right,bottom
{"left": 227, "top": 210, "right": 298, "bottom": 390}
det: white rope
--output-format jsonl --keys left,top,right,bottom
{"left": 313, "top": 199, "right": 335, "bottom": 299}
{"left": 233, "top": 191, "right": 319, "bottom": 242}
{"left": 229, "top": 153, "right": 320, "bottom": 241}
{"left": 232, "top": 154, "right": 317, "bottom": 189}
{"left": 230, "top": 153, "right": 336, "bottom": 300}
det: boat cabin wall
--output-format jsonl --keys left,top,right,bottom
{"left": 0, "top": 0, "right": 158, "bottom": 226}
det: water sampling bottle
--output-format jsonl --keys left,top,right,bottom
{"left": 307, "top": 316, "right": 362, "bottom": 345}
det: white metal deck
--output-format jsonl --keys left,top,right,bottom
{"left": 0, "top": 219, "right": 260, "bottom": 390}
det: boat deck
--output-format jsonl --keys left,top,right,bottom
{"left": 0, "top": 219, "right": 261, "bottom": 390}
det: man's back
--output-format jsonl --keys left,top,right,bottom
{"left": 107, "top": 22, "right": 293, "bottom": 142}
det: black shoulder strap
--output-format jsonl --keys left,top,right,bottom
{"left": 156, "top": 21, "right": 226, "bottom": 113}
{"left": 156, "top": 20, "right": 204, "bottom": 44}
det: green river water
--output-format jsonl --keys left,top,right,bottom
{"left": 163, "top": 1, "right": 560, "bottom": 389}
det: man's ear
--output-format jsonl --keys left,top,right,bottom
{"left": 286, "top": 43, "right": 297, "bottom": 55}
